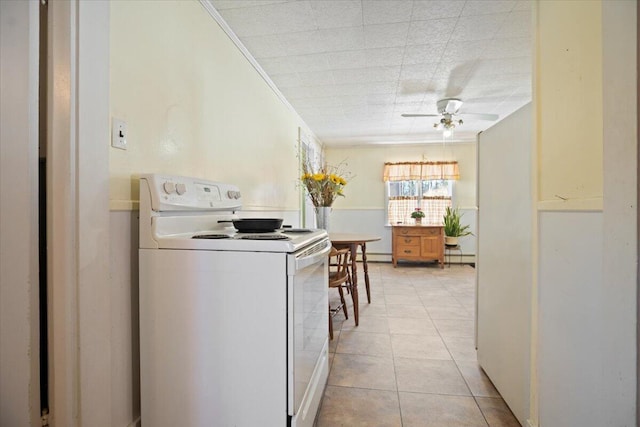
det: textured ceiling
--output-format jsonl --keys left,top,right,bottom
{"left": 209, "top": 0, "right": 532, "bottom": 146}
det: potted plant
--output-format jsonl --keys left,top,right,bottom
{"left": 411, "top": 207, "right": 425, "bottom": 224}
{"left": 443, "top": 206, "right": 472, "bottom": 246}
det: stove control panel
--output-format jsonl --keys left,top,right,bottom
{"left": 163, "top": 182, "right": 176, "bottom": 194}
{"left": 141, "top": 174, "right": 242, "bottom": 212}
{"left": 227, "top": 190, "right": 241, "bottom": 199}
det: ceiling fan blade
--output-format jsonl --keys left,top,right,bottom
{"left": 444, "top": 62, "right": 477, "bottom": 98}
{"left": 399, "top": 80, "right": 436, "bottom": 95}
{"left": 458, "top": 112, "right": 499, "bottom": 121}
{"left": 401, "top": 113, "right": 439, "bottom": 117}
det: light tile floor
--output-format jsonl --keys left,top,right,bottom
{"left": 316, "top": 262, "right": 520, "bottom": 427}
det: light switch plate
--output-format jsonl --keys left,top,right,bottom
{"left": 112, "top": 118, "right": 127, "bottom": 150}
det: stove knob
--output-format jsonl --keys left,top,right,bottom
{"left": 227, "top": 190, "right": 236, "bottom": 199}
{"left": 163, "top": 182, "right": 176, "bottom": 194}
{"left": 175, "top": 183, "right": 187, "bottom": 195}
{"left": 234, "top": 191, "right": 241, "bottom": 199}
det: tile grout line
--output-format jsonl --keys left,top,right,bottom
{"left": 431, "top": 266, "right": 491, "bottom": 426}
{"left": 387, "top": 276, "right": 404, "bottom": 427}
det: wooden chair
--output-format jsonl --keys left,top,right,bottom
{"left": 332, "top": 242, "right": 371, "bottom": 304}
{"left": 328, "top": 246, "right": 354, "bottom": 340}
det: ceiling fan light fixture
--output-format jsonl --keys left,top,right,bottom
{"left": 402, "top": 98, "right": 498, "bottom": 138}
{"left": 434, "top": 116, "right": 462, "bottom": 138}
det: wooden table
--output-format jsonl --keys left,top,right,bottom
{"left": 328, "top": 233, "right": 381, "bottom": 326}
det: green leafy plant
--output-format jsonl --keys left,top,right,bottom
{"left": 443, "top": 206, "right": 472, "bottom": 237}
{"left": 410, "top": 207, "right": 425, "bottom": 219}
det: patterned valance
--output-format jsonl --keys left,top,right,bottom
{"left": 383, "top": 161, "right": 459, "bottom": 181}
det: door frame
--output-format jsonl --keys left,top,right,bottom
{"left": 46, "top": 1, "right": 111, "bottom": 426}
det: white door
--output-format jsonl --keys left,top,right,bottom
{"left": 0, "top": 1, "right": 41, "bottom": 425}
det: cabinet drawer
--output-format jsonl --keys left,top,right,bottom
{"left": 395, "top": 227, "right": 441, "bottom": 237}
{"left": 422, "top": 228, "right": 441, "bottom": 237}
{"left": 397, "top": 227, "right": 419, "bottom": 236}
{"left": 395, "top": 236, "right": 420, "bottom": 246}
{"left": 396, "top": 246, "right": 421, "bottom": 257}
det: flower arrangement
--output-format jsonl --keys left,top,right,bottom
{"left": 411, "top": 207, "right": 425, "bottom": 219}
{"left": 300, "top": 160, "right": 350, "bottom": 207}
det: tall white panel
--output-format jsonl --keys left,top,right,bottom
{"left": 477, "top": 103, "right": 532, "bottom": 424}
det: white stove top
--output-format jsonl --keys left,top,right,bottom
{"left": 154, "top": 229, "right": 328, "bottom": 253}
{"left": 139, "top": 174, "right": 327, "bottom": 253}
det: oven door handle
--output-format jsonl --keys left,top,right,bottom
{"left": 292, "top": 238, "right": 332, "bottom": 272}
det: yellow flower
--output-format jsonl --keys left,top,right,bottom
{"left": 300, "top": 157, "right": 351, "bottom": 207}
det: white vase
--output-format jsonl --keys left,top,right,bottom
{"left": 315, "top": 206, "right": 331, "bottom": 231}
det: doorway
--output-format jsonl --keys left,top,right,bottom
{"left": 38, "top": 0, "right": 50, "bottom": 422}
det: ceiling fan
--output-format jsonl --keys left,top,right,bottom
{"left": 401, "top": 98, "right": 499, "bottom": 137}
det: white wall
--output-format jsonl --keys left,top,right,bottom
{"left": 0, "top": 1, "right": 41, "bottom": 425}
{"left": 538, "top": 211, "right": 604, "bottom": 426}
{"left": 325, "top": 142, "right": 477, "bottom": 261}
{"left": 601, "top": 2, "right": 637, "bottom": 423}
{"left": 477, "top": 103, "right": 532, "bottom": 425}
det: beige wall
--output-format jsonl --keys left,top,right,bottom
{"left": 110, "top": 0, "right": 307, "bottom": 211}
{"left": 537, "top": 0, "right": 603, "bottom": 209}
{"left": 108, "top": 2, "right": 315, "bottom": 425}
{"left": 534, "top": 1, "right": 636, "bottom": 426}
{"left": 324, "top": 142, "right": 477, "bottom": 210}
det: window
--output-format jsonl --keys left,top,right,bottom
{"left": 383, "top": 162, "right": 458, "bottom": 225}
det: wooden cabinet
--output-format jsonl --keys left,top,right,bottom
{"left": 392, "top": 225, "right": 444, "bottom": 268}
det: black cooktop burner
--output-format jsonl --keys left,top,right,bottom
{"left": 281, "top": 228, "right": 313, "bottom": 233}
{"left": 238, "top": 234, "right": 291, "bottom": 241}
{"left": 192, "top": 234, "right": 232, "bottom": 239}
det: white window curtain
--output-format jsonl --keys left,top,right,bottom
{"left": 384, "top": 162, "right": 457, "bottom": 225}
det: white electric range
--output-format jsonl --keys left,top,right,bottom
{"left": 138, "top": 174, "right": 330, "bottom": 427}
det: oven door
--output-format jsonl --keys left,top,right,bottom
{"left": 287, "top": 237, "right": 331, "bottom": 426}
